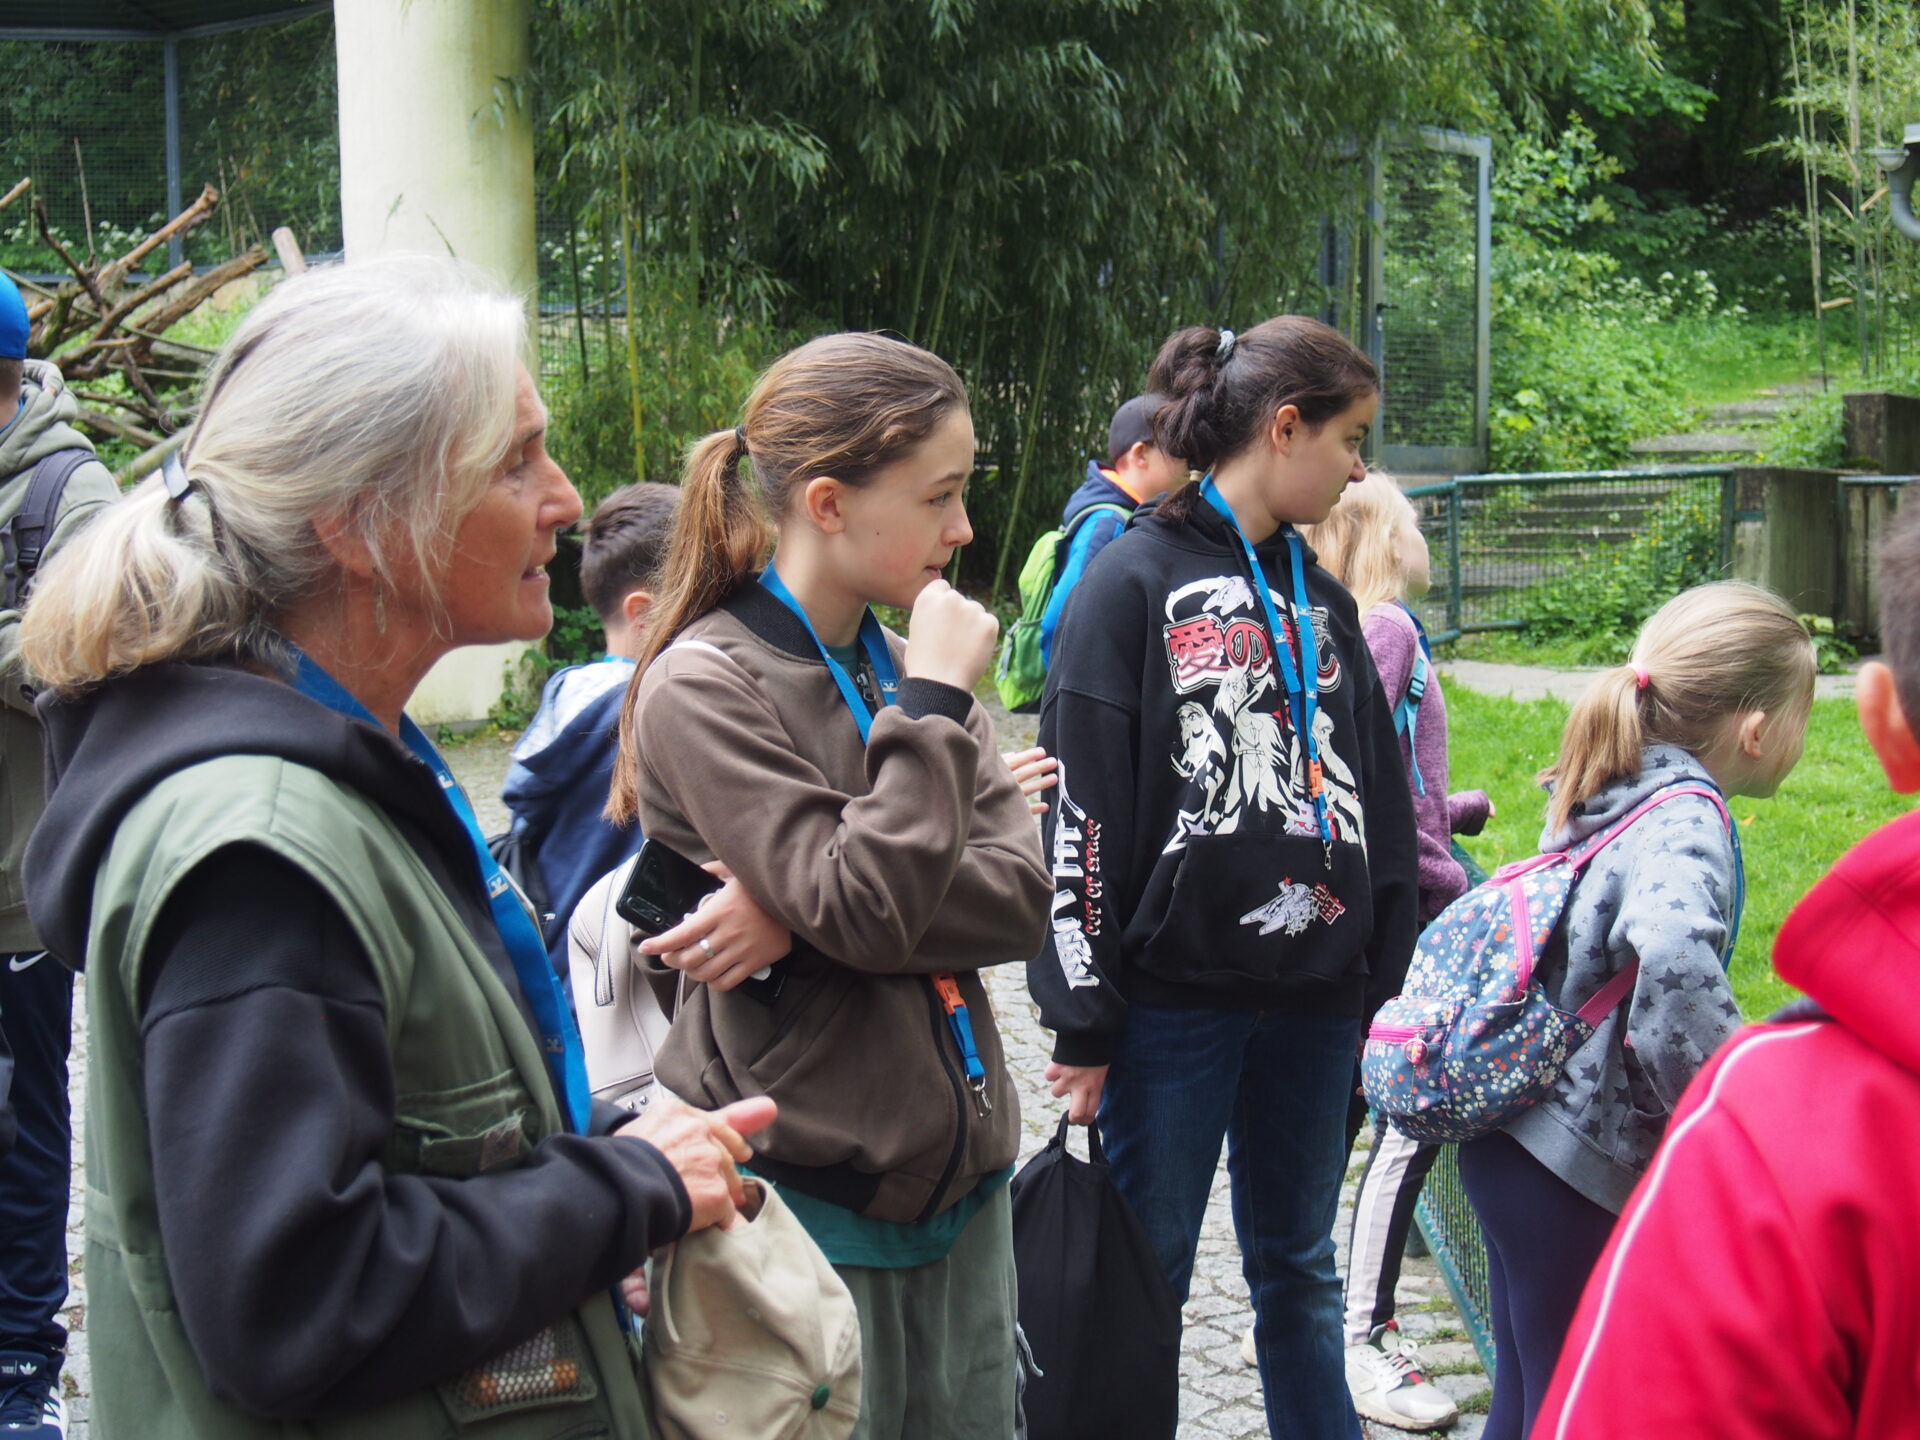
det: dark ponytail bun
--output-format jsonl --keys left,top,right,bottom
{"left": 1147, "top": 326, "right": 1235, "bottom": 472}
{"left": 1145, "top": 315, "right": 1378, "bottom": 521}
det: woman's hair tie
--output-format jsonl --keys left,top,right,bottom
{"left": 734, "top": 425, "right": 748, "bottom": 454}
{"left": 1630, "top": 662, "right": 1651, "bottom": 691}
{"left": 1215, "top": 328, "right": 1236, "bottom": 360}
{"left": 161, "top": 452, "right": 194, "bottom": 505}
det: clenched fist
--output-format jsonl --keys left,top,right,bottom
{"left": 905, "top": 579, "right": 999, "bottom": 693}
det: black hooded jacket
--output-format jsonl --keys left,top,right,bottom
{"left": 26, "top": 663, "right": 688, "bottom": 1418}
{"left": 1026, "top": 497, "right": 1420, "bottom": 1068}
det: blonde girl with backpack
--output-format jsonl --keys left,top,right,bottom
{"left": 607, "top": 332, "right": 1051, "bottom": 1440}
{"left": 1458, "top": 581, "right": 1814, "bottom": 1440}
{"left": 1289, "top": 470, "right": 1491, "bottom": 1432}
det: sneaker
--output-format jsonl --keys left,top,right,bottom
{"left": 1346, "top": 1323, "right": 1456, "bottom": 1431}
{"left": 0, "top": 1348, "right": 63, "bottom": 1439}
{"left": 1239, "top": 1325, "right": 1257, "bottom": 1368}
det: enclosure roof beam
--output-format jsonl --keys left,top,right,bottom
{"left": 0, "top": 2, "right": 328, "bottom": 43}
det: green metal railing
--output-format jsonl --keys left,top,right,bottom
{"left": 1404, "top": 466, "right": 1738, "bottom": 644}
{"left": 1411, "top": 1144, "right": 1496, "bottom": 1375}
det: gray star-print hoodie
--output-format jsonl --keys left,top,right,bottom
{"left": 1502, "top": 744, "right": 1743, "bottom": 1213}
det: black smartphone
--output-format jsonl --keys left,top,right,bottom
{"left": 616, "top": 838, "right": 723, "bottom": 935}
{"left": 615, "top": 839, "right": 786, "bottom": 1006}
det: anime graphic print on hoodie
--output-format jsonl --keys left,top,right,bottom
{"left": 1030, "top": 499, "right": 1419, "bottom": 1069}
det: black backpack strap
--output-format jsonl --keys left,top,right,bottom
{"left": 4, "top": 448, "right": 95, "bottom": 608}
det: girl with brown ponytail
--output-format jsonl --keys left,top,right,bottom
{"left": 1459, "top": 580, "right": 1814, "bottom": 1440}
{"left": 609, "top": 332, "right": 1051, "bottom": 1439}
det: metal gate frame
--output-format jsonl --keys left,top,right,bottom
{"left": 1365, "top": 127, "right": 1492, "bottom": 478}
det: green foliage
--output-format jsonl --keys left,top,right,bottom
{"left": 1509, "top": 483, "right": 1725, "bottom": 656}
{"left": 538, "top": 259, "right": 790, "bottom": 509}
{"left": 1444, "top": 690, "right": 1904, "bottom": 1018}
{"left": 1488, "top": 117, "right": 1716, "bottom": 471}
{"left": 537, "top": 0, "right": 1657, "bottom": 593}
{"left": 1800, "top": 614, "right": 1858, "bottom": 675}
{"left": 488, "top": 605, "right": 605, "bottom": 730}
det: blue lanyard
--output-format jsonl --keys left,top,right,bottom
{"left": 755, "top": 568, "right": 988, "bottom": 1114}
{"left": 289, "top": 651, "right": 592, "bottom": 1134}
{"left": 758, "top": 567, "right": 899, "bottom": 742}
{"left": 1199, "top": 476, "right": 1334, "bottom": 866}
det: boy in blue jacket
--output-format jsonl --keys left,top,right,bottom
{"left": 502, "top": 481, "right": 678, "bottom": 974}
{"left": 1038, "top": 394, "right": 1188, "bottom": 666}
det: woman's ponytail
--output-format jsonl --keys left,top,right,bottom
{"left": 607, "top": 427, "right": 768, "bottom": 825}
{"left": 22, "top": 474, "right": 263, "bottom": 694}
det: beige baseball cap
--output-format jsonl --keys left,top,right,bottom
{"left": 644, "top": 1179, "right": 863, "bottom": 1438}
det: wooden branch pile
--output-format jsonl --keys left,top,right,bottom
{"left": 5, "top": 179, "right": 268, "bottom": 455}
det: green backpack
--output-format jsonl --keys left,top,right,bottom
{"left": 995, "top": 502, "right": 1130, "bottom": 713}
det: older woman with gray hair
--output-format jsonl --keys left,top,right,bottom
{"left": 18, "top": 256, "right": 773, "bottom": 1439}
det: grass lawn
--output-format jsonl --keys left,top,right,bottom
{"left": 1445, "top": 688, "right": 1911, "bottom": 1018}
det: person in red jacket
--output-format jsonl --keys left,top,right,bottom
{"left": 1532, "top": 501, "right": 1920, "bottom": 1440}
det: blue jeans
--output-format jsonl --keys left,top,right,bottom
{"left": 1099, "top": 1004, "right": 1362, "bottom": 1440}
{"left": 0, "top": 950, "right": 71, "bottom": 1354}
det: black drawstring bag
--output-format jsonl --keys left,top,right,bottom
{"left": 1010, "top": 1114, "right": 1181, "bottom": 1440}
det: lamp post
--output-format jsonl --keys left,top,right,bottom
{"left": 1872, "top": 123, "right": 1920, "bottom": 242}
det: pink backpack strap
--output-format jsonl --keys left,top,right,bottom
{"left": 1564, "top": 781, "right": 1732, "bottom": 1026}
{"left": 1566, "top": 783, "right": 1730, "bottom": 874}
{"left": 1575, "top": 957, "right": 1640, "bottom": 1026}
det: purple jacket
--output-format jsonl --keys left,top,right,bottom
{"left": 1363, "top": 604, "right": 1489, "bottom": 922}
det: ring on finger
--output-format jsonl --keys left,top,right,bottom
{"left": 698, "top": 936, "right": 715, "bottom": 960}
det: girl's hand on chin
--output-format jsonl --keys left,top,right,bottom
{"left": 905, "top": 579, "right": 998, "bottom": 693}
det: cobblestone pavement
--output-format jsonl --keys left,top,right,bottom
{"left": 54, "top": 708, "right": 1491, "bottom": 1438}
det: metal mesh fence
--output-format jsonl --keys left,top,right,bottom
{"left": 0, "top": 14, "right": 340, "bottom": 275}
{"left": 1405, "top": 467, "right": 1735, "bottom": 642}
{"left": 1379, "top": 144, "right": 1480, "bottom": 453}
{"left": 1412, "top": 1144, "right": 1496, "bottom": 1375}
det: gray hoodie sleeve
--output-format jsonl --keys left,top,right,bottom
{"left": 1606, "top": 795, "right": 1744, "bottom": 1110}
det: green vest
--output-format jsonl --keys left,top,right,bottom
{"left": 83, "top": 755, "right": 655, "bottom": 1439}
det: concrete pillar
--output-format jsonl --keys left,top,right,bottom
{"left": 1842, "top": 391, "right": 1920, "bottom": 475}
{"left": 1729, "top": 467, "right": 1839, "bottom": 620}
{"left": 335, "top": 0, "right": 536, "bottom": 726}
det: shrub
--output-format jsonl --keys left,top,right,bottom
{"left": 1512, "top": 482, "right": 1723, "bottom": 657}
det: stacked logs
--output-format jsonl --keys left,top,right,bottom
{"left": 6, "top": 178, "right": 268, "bottom": 466}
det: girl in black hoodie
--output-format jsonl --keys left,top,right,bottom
{"left": 1026, "top": 318, "right": 1419, "bottom": 1440}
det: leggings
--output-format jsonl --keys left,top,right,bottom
{"left": 1457, "top": 1130, "right": 1619, "bottom": 1440}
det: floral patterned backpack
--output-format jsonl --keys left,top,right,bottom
{"left": 1361, "top": 782, "right": 1731, "bottom": 1144}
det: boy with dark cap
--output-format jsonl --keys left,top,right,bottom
{"left": 1533, "top": 500, "right": 1920, "bottom": 1439}
{"left": 1037, "top": 395, "right": 1187, "bottom": 668}
{"left": 0, "top": 270, "right": 119, "bottom": 1440}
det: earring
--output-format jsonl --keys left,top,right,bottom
{"left": 373, "top": 581, "right": 387, "bottom": 635}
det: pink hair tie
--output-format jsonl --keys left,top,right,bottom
{"left": 1630, "top": 664, "right": 1651, "bottom": 691}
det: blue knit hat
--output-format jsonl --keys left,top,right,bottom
{"left": 0, "top": 273, "right": 26, "bottom": 361}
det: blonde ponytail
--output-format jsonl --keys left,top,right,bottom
{"left": 1541, "top": 581, "right": 1816, "bottom": 831}
{"left": 22, "top": 477, "right": 270, "bottom": 691}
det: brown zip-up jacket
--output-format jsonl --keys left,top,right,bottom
{"left": 631, "top": 584, "right": 1051, "bottom": 1225}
